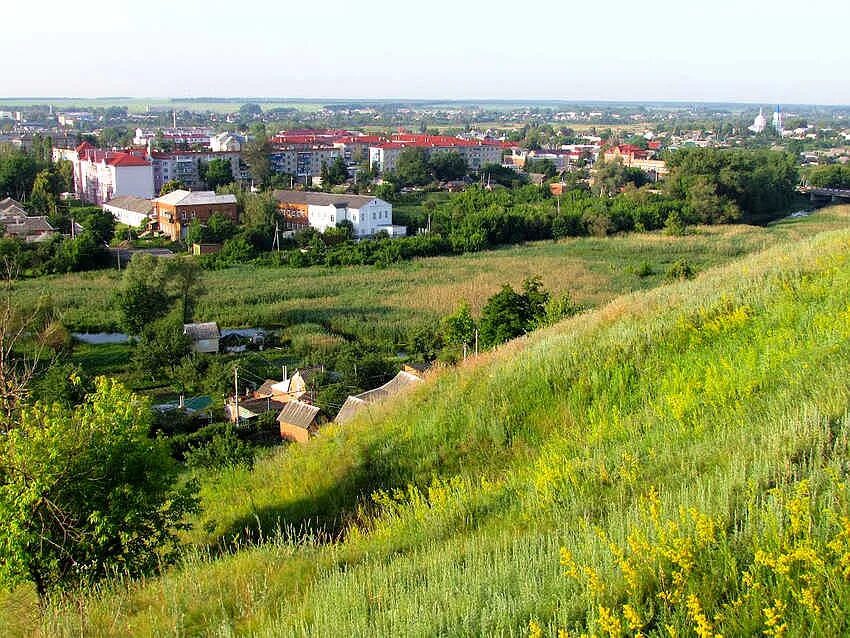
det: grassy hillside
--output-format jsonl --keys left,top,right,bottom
{"left": 5, "top": 222, "right": 850, "bottom": 636}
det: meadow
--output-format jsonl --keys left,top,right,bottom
{"left": 11, "top": 208, "right": 845, "bottom": 347}
{"left": 3, "top": 211, "right": 850, "bottom": 635}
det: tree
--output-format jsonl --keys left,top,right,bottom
{"left": 325, "top": 156, "right": 349, "bottom": 186}
{"left": 115, "top": 278, "right": 171, "bottom": 335}
{"left": 429, "top": 151, "right": 468, "bottom": 181}
{"left": 442, "top": 302, "right": 476, "bottom": 347}
{"left": 159, "top": 179, "right": 186, "bottom": 196}
{"left": 478, "top": 276, "right": 550, "bottom": 347}
{"left": 203, "top": 158, "right": 234, "bottom": 190}
{"left": 394, "top": 148, "right": 431, "bottom": 186}
{"left": 479, "top": 284, "right": 529, "bottom": 347}
{"left": 239, "top": 103, "right": 263, "bottom": 119}
{"left": 163, "top": 257, "right": 204, "bottom": 324}
{"left": 0, "top": 378, "right": 199, "bottom": 597}
{"left": 133, "top": 313, "right": 192, "bottom": 378}
{"left": 243, "top": 134, "right": 272, "bottom": 187}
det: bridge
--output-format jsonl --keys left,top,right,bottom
{"left": 800, "top": 186, "right": 850, "bottom": 204}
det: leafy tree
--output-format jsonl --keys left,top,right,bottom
{"left": 0, "top": 149, "right": 39, "bottom": 200}
{"left": 429, "top": 151, "right": 468, "bottom": 181}
{"left": 478, "top": 276, "right": 550, "bottom": 347}
{"left": 159, "top": 179, "right": 186, "bottom": 196}
{"left": 806, "top": 164, "right": 850, "bottom": 189}
{"left": 0, "top": 378, "right": 199, "bottom": 597}
{"left": 133, "top": 313, "right": 192, "bottom": 378}
{"left": 442, "top": 302, "right": 476, "bottom": 347}
{"left": 325, "top": 156, "right": 350, "bottom": 186}
{"left": 163, "top": 257, "right": 205, "bottom": 324}
{"left": 394, "top": 148, "right": 431, "bottom": 186}
{"left": 243, "top": 134, "right": 272, "bottom": 187}
{"left": 524, "top": 158, "right": 558, "bottom": 179}
{"left": 239, "top": 103, "right": 263, "bottom": 119}
{"left": 115, "top": 278, "right": 171, "bottom": 334}
{"left": 203, "top": 158, "right": 234, "bottom": 190}
{"left": 479, "top": 284, "right": 529, "bottom": 347}
{"left": 73, "top": 206, "right": 115, "bottom": 244}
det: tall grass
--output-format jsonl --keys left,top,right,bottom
{"left": 5, "top": 223, "right": 850, "bottom": 636}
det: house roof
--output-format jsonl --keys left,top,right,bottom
{"left": 183, "top": 322, "right": 221, "bottom": 340}
{"left": 237, "top": 397, "right": 289, "bottom": 417}
{"left": 277, "top": 400, "right": 321, "bottom": 429}
{"left": 106, "top": 154, "right": 151, "bottom": 167}
{"left": 155, "top": 190, "right": 237, "bottom": 207}
{"left": 0, "top": 197, "right": 28, "bottom": 216}
{"left": 334, "top": 371, "right": 422, "bottom": 424}
{"left": 255, "top": 379, "right": 278, "bottom": 398}
{"left": 273, "top": 190, "right": 381, "bottom": 209}
{"left": 103, "top": 195, "right": 154, "bottom": 215}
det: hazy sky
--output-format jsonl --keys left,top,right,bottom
{"left": 3, "top": 0, "right": 848, "bottom": 104}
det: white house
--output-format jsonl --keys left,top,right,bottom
{"left": 273, "top": 190, "right": 404, "bottom": 237}
{"left": 103, "top": 195, "right": 153, "bottom": 227}
{"left": 183, "top": 322, "right": 221, "bottom": 354}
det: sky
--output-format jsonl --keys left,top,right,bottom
{"left": 2, "top": 0, "right": 849, "bottom": 104}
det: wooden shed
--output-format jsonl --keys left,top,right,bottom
{"left": 277, "top": 400, "right": 322, "bottom": 443}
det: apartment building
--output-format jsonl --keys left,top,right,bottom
{"left": 369, "top": 134, "right": 507, "bottom": 174}
{"left": 53, "top": 142, "right": 154, "bottom": 205}
{"left": 149, "top": 151, "right": 246, "bottom": 192}
{"left": 152, "top": 189, "right": 239, "bottom": 240}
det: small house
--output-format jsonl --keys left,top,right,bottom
{"left": 225, "top": 396, "right": 288, "bottom": 423}
{"left": 277, "top": 400, "right": 322, "bottom": 443}
{"left": 183, "top": 322, "right": 221, "bottom": 354}
{"left": 334, "top": 370, "right": 422, "bottom": 425}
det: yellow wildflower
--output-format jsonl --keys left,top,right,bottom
{"left": 597, "top": 606, "right": 621, "bottom": 637}
{"left": 529, "top": 619, "right": 543, "bottom": 638}
{"left": 763, "top": 599, "right": 787, "bottom": 637}
{"left": 622, "top": 603, "right": 642, "bottom": 631}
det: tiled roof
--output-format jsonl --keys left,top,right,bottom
{"left": 277, "top": 400, "right": 321, "bottom": 429}
{"left": 106, "top": 154, "right": 151, "bottom": 167}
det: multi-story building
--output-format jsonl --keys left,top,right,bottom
{"left": 273, "top": 190, "right": 403, "bottom": 237}
{"left": 133, "top": 127, "right": 214, "bottom": 148}
{"left": 269, "top": 146, "right": 341, "bottom": 184}
{"left": 152, "top": 189, "right": 239, "bottom": 240}
{"left": 369, "top": 134, "right": 508, "bottom": 174}
{"left": 53, "top": 142, "right": 154, "bottom": 205}
{"left": 149, "top": 151, "right": 246, "bottom": 192}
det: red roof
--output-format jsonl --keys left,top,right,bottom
{"left": 75, "top": 141, "right": 95, "bottom": 156}
{"left": 106, "top": 154, "right": 151, "bottom": 167}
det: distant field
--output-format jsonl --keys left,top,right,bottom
{"left": 10, "top": 207, "right": 847, "bottom": 343}
{"left": 0, "top": 98, "right": 326, "bottom": 114}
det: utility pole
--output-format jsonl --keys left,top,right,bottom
{"left": 233, "top": 366, "right": 239, "bottom": 426}
{"left": 474, "top": 329, "right": 479, "bottom": 356}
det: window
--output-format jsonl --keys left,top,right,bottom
{"left": 330, "top": 215, "right": 335, "bottom": 223}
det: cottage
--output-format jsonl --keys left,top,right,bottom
{"left": 334, "top": 370, "right": 422, "bottom": 425}
{"left": 183, "top": 322, "right": 221, "bottom": 354}
{"left": 0, "top": 198, "right": 55, "bottom": 242}
{"left": 277, "top": 400, "right": 322, "bottom": 443}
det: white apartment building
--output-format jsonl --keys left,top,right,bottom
{"left": 54, "top": 142, "right": 154, "bottom": 205}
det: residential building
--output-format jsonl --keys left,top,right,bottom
{"left": 334, "top": 370, "right": 423, "bottom": 425}
{"left": 602, "top": 144, "right": 669, "bottom": 179}
{"left": 269, "top": 146, "right": 341, "bottom": 184}
{"left": 0, "top": 198, "right": 55, "bottom": 242}
{"left": 183, "top": 322, "right": 221, "bottom": 354}
{"left": 277, "top": 400, "right": 322, "bottom": 443}
{"left": 369, "top": 134, "right": 507, "bottom": 174}
{"left": 53, "top": 142, "right": 154, "bottom": 205}
{"left": 210, "top": 132, "right": 244, "bottom": 152}
{"left": 149, "top": 151, "right": 246, "bottom": 193}
{"left": 152, "top": 189, "right": 238, "bottom": 240}
{"left": 102, "top": 195, "right": 153, "bottom": 227}
{"left": 272, "top": 190, "right": 402, "bottom": 236}
{"left": 133, "top": 127, "right": 214, "bottom": 148}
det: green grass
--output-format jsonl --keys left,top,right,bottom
{"left": 5, "top": 215, "right": 850, "bottom": 635}
{"left": 11, "top": 207, "right": 849, "bottom": 346}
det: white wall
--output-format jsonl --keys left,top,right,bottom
{"left": 113, "top": 165, "right": 155, "bottom": 199}
{"left": 103, "top": 203, "right": 149, "bottom": 227}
